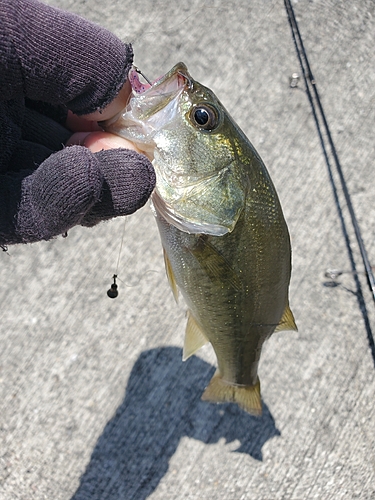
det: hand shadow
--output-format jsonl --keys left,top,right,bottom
{"left": 72, "top": 347, "right": 280, "bottom": 500}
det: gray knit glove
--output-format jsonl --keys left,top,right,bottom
{"left": 0, "top": 0, "right": 155, "bottom": 245}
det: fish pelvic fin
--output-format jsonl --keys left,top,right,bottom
{"left": 201, "top": 370, "right": 262, "bottom": 416}
{"left": 163, "top": 248, "right": 179, "bottom": 302}
{"left": 274, "top": 304, "right": 298, "bottom": 333}
{"left": 182, "top": 311, "right": 209, "bottom": 361}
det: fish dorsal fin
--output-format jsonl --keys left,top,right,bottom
{"left": 274, "top": 304, "right": 298, "bottom": 332}
{"left": 163, "top": 248, "right": 179, "bottom": 302}
{"left": 201, "top": 370, "right": 262, "bottom": 416}
{"left": 182, "top": 311, "right": 209, "bottom": 361}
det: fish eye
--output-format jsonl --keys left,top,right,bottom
{"left": 190, "top": 104, "right": 220, "bottom": 131}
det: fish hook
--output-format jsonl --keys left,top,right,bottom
{"left": 134, "top": 66, "right": 153, "bottom": 86}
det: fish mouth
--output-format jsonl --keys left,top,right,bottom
{"left": 102, "top": 63, "right": 190, "bottom": 150}
{"left": 128, "top": 62, "right": 190, "bottom": 97}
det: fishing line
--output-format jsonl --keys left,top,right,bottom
{"left": 123, "top": 0, "right": 213, "bottom": 64}
{"left": 284, "top": 0, "right": 375, "bottom": 366}
{"left": 107, "top": 268, "right": 159, "bottom": 297}
{"left": 107, "top": 216, "right": 127, "bottom": 298}
{"left": 105, "top": 2, "right": 213, "bottom": 299}
{"left": 106, "top": 216, "right": 159, "bottom": 298}
{"left": 119, "top": 269, "right": 159, "bottom": 288}
{"left": 129, "top": 0, "right": 210, "bottom": 40}
{"left": 115, "top": 217, "right": 127, "bottom": 274}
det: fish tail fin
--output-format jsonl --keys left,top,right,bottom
{"left": 201, "top": 370, "right": 262, "bottom": 416}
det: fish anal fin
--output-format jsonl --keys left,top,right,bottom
{"left": 274, "top": 304, "right": 298, "bottom": 333}
{"left": 182, "top": 311, "right": 209, "bottom": 361}
{"left": 201, "top": 370, "right": 262, "bottom": 416}
{"left": 163, "top": 248, "right": 179, "bottom": 302}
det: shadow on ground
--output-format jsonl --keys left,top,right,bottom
{"left": 72, "top": 347, "right": 280, "bottom": 500}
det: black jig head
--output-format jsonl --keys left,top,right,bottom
{"left": 107, "top": 274, "right": 119, "bottom": 299}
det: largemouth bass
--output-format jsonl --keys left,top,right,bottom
{"left": 105, "top": 63, "right": 297, "bottom": 415}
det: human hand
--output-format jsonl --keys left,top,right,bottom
{"left": 0, "top": 0, "right": 155, "bottom": 246}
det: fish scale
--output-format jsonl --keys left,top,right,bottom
{"left": 104, "top": 62, "right": 297, "bottom": 415}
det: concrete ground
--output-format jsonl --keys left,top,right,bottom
{"left": 1, "top": 1, "right": 375, "bottom": 499}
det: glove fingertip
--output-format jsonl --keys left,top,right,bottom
{"left": 92, "top": 148, "right": 156, "bottom": 218}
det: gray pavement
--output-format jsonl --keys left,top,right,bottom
{"left": 1, "top": 1, "right": 375, "bottom": 499}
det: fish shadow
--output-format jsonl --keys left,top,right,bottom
{"left": 72, "top": 347, "right": 280, "bottom": 500}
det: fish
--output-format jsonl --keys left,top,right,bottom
{"left": 104, "top": 62, "right": 297, "bottom": 415}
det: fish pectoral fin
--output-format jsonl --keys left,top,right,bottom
{"left": 163, "top": 248, "right": 179, "bottom": 302}
{"left": 182, "top": 311, "right": 209, "bottom": 361}
{"left": 274, "top": 304, "right": 298, "bottom": 333}
{"left": 190, "top": 237, "right": 242, "bottom": 292}
{"left": 201, "top": 370, "right": 262, "bottom": 416}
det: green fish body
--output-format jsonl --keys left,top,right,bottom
{"left": 105, "top": 63, "right": 297, "bottom": 414}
